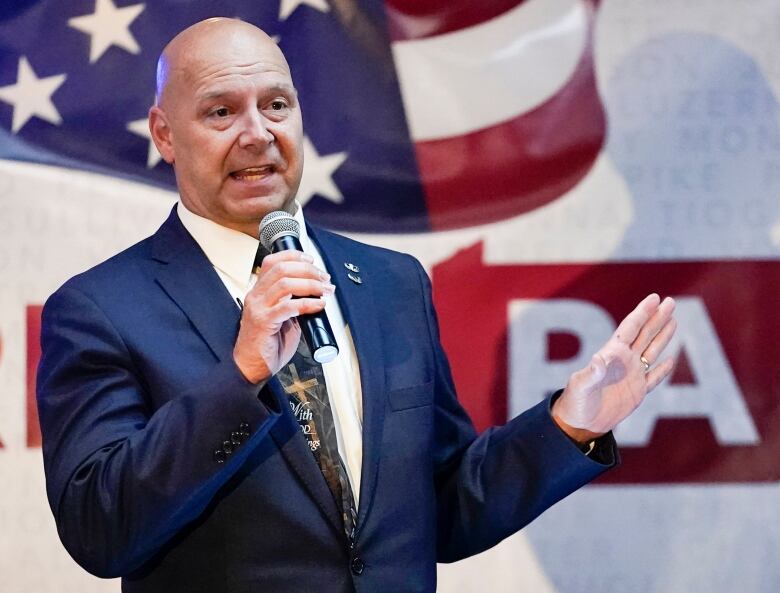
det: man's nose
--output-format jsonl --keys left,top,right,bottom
{"left": 238, "top": 109, "right": 275, "bottom": 149}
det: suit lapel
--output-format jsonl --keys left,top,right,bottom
{"left": 150, "top": 208, "right": 241, "bottom": 362}
{"left": 308, "top": 225, "right": 387, "bottom": 535}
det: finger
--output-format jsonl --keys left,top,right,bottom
{"left": 259, "top": 250, "right": 314, "bottom": 269}
{"left": 279, "top": 317, "right": 300, "bottom": 340}
{"left": 267, "top": 296, "right": 327, "bottom": 324}
{"left": 256, "top": 261, "right": 329, "bottom": 289}
{"left": 640, "top": 316, "right": 677, "bottom": 365}
{"left": 632, "top": 297, "right": 676, "bottom": 354}
{"left": 262, "top": 277, "right": 335, "bottom": 306}
{"left": 613, "top": 293, "right": 661, "bottom": 345}
{"left": 278, "top": 319, "right": 302, "bottom": 362}
{"left": 645, "top": 356, "right": 675, "bottom": 392}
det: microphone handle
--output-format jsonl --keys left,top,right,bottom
{"left": 271, "top": 235, "right": 339, "bottom": 364}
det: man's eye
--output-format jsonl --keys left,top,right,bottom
{"left": 270, "top": 100, "right": 287, "bottom": 111}
{"left": 213, "top": 107, "right": 230, "bottom": 117}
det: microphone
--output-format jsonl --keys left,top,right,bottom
{"left": 259, "top": 211, "right": 339, "bottom": 364}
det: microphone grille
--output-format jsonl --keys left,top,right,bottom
{"left": 259, "top": 211, "right": 300, "bottom": 250}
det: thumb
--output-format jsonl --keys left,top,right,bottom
{"left": 279, "top": 319, "right": 302, "bottom": 363}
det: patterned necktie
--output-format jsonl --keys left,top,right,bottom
{"left": 277, "top": 338, "right": 358, "bottom": 543}
{"left": 254, "top": 245, "right": 357, "bottom": 542}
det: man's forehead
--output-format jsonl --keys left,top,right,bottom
{"left": 179, "top": 39, "right": 287, "bottom": 78}
{"left": 158, "top": 18, "right": 290, "bottom": 103}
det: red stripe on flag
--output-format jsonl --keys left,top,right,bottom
{"left": 385, "top": 0, "right": 525, "bottom": 41}
{"left": 416, "top": 38, "right": 605, "bottom": 231}
{"left": 385, "top": 1, "right": 602, "bottom": 42}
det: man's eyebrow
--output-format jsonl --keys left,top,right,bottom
{"left": 196, "top": 83, "right": 298, "bottom": 103}
{"left": 268, "top": 83, "right": 297, "bottom": 95}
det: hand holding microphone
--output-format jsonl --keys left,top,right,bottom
{"left": 232, "top": 211, "right": 338, "bottom": 384}
{"left": 259, "top": 211, "right": 339, "bottom": 364}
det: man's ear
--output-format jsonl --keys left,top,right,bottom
{"left": 149, "top": 106, "right": 175, "bottom": 164}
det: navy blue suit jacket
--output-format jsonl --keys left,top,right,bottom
{"left": 37, "top": 208, "right": 615, "bottom": 592}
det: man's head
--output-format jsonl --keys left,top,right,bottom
{"left": 149, "top": 18, "right": 304, "bottom": 236}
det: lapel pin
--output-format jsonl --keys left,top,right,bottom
{"left": 347, "top": 273, "right": 362, "bottom": 285}
{"left": 344, "top": 262, "right": 360, "bottom": 273}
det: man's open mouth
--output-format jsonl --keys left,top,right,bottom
{"left": 230, "top": 165, "right": 276, "bottom": 181}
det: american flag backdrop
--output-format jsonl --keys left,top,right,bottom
{"left": 1, "top": 1, "right": 780, "bottom": 591}
{"left": 0, "top": 0, "right": 604, "bottom": 232}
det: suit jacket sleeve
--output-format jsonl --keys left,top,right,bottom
{"left": 407, "top": 258, "right": 618, "bottom": 562}
{"left": 37, "top": 284, "right": 283, "bottom": 578}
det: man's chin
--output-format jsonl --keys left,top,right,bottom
{"left": 225, "top": 194, "right": 296, "bottom": 227}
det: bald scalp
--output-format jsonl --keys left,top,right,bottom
{"left": 155, "top": 18, "right": 287, "bottom": 109}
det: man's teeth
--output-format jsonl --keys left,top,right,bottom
{"left": 233, "top": 166, "right": 273, "bottom": 180}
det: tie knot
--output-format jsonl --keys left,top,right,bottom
{"left": 254, "top": 243, "right": 270, "bottom": 272}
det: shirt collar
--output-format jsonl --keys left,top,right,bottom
{"left": 294, "top": 201, "right": 315, "bottom": 255}
{"left": 177, "top": 200, "right": 312, "bottom": 288}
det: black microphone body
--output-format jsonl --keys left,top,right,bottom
{"left": 260, "top": 213, "right": 339, "bottom": 364}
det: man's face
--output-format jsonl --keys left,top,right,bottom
{"left": 151, "top": 27, "right": 304, "bottom": 235}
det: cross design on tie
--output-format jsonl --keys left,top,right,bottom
{"left": 277, "top": 340, "right": 358, "bottom": 544}
{"left": 284, "top": 363, "right": 320, "bottom": 450}
{"left": 283, "top": 363, "right": 318, "bottom": 399}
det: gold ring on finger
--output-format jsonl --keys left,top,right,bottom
{"left": 640, "top": 355, "right": 651, "bottom": 373}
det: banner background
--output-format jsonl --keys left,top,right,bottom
{"left": 1, "top": 1, "right": 778, "bottom": 591}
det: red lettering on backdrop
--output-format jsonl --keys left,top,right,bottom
{"left": 27, "top": 305, "right": 42, "bottom": 448}
{"left": 432, "top": 242, "right": 780, "bottom": 483}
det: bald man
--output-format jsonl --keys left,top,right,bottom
{"left": 37, "top": 18, "right": 676, "bottom": 593}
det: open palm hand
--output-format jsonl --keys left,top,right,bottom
{"left": 552, "top": 294, "right": 677, "bottom": 441}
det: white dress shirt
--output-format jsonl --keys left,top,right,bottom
{"left": 177, "top": 200, "right": 364, "bottom": 505}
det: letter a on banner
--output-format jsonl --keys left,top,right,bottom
{"left": 614, "top": 297, "right": 759, "bottom": 446}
